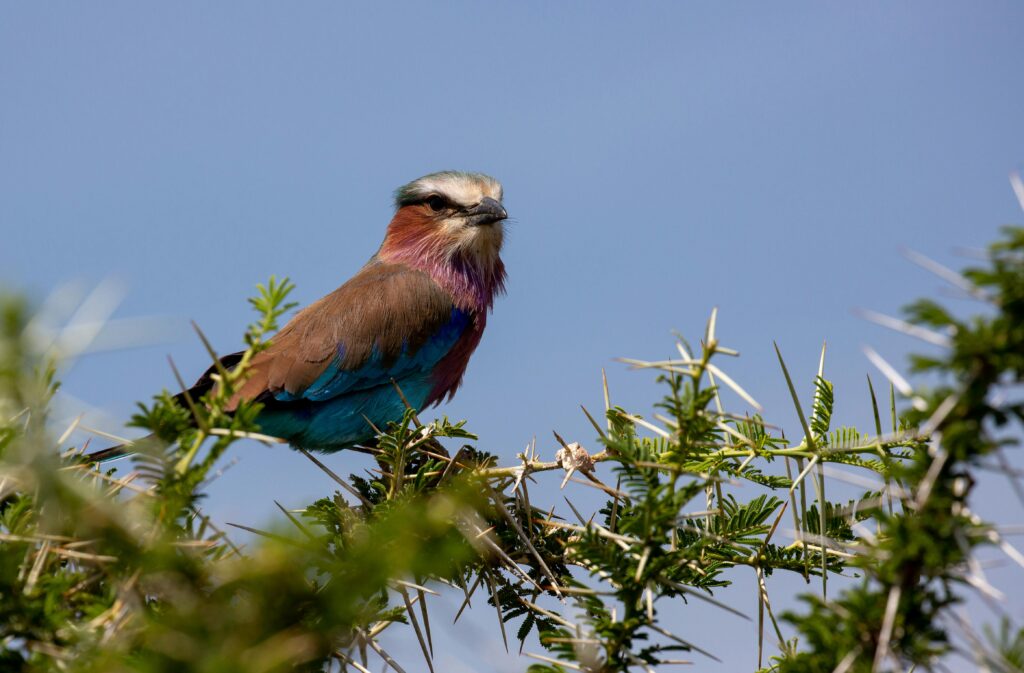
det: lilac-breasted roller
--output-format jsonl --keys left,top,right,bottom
{"left": 90, "top": 171, "right": 506, "bottom": 459}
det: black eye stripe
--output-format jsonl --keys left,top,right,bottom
{"left": 425, "top": 195, "right": 447, "bottom": 212}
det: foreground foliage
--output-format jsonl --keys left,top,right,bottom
{"left": 2, "top": 228, "right": 1024, "bottom": 672}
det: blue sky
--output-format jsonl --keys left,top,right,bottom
{"left": 3, "top": 3, "right": 1023, "bottom": 671}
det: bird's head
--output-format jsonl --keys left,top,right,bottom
{"left": 379, "top": 171, "right": 508, "bottom": 307}
{"left": 382, "top": 171, "right": 506, "bottom": 263}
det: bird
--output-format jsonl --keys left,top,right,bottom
{"left": 88, "top": 171, "right": 507, "bottom": 460}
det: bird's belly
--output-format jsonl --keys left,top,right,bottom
{"left": 254, "top": 377, "right": 434, "bottom": 452}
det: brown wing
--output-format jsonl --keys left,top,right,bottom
{"left": 228, "top": 260, "right": 455, "bottom": 409}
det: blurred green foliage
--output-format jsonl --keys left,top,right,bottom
{"left": 2, "top": 230, "right": 1023, "bottom": 672}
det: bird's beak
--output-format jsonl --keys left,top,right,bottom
{"left": 464, "top": 197, "right": 508, "bottom": 226}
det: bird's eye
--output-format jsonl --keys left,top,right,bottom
{"left": 426, "top": 195, "right": 446, "bottom": 212}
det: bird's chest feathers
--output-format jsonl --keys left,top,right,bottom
{"left": 379, "top": 227, "right": 504, "bottom": 313}
{"left": 427, "top": 310, "right": 486, "bottom": 404}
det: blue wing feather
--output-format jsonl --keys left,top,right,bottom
{"left": 254, "top": 306, "right": 465, "bottom": 449}
{"left": 256, "top": 376, "right": 437, "bottom": 450}
{"left": 273, "top": 307, "right": 470, "bottom": 403}
{"left": 233, "top": 262, "right": 477, "bottom": 452}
